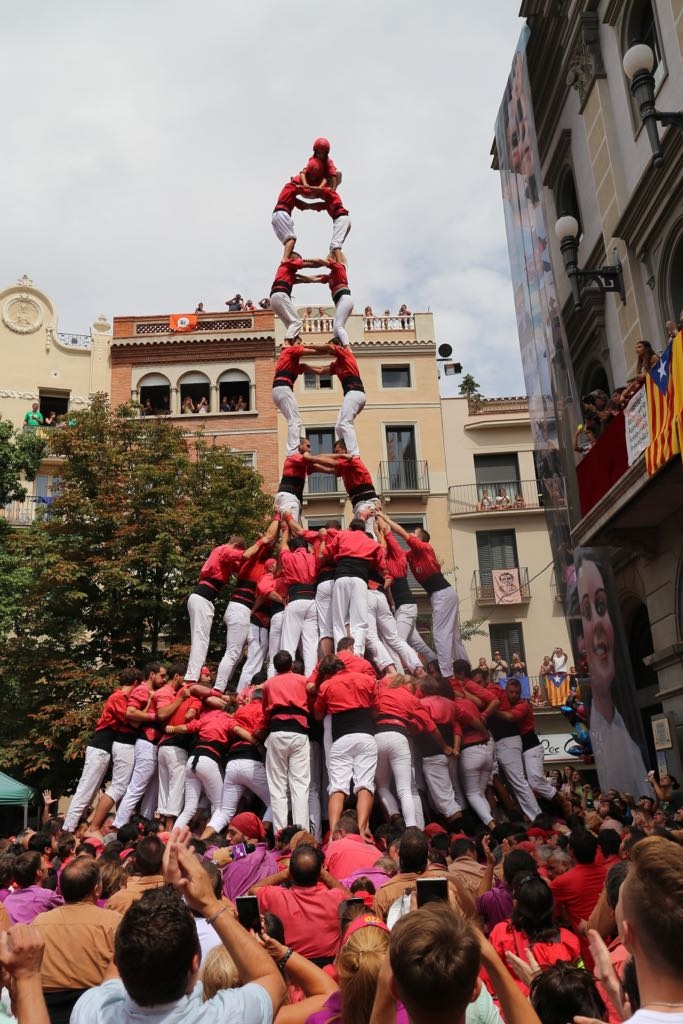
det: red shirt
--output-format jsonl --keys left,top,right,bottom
{"left": 323, "top": 529, "right": 387, "bottom": 581}
{"left": 321, "top": 259, "right": 349, "bottom": 296}
{"left": 335, "top": 457, "right": 376, "bottom": 497}
{"left": 231, "top": 544, "right": 272, "bottom": 609}
{"left": 322, "top": 188, "right": 348, "bottom": 218}
{"left": 452, "top": 697, "right": 489, "bottom": 747}
{"left": 299, "top": 155, "right": 338, "bottom": 186}
{"left": 512, "top": 701, "right": 536, "bottom": 735}
{"left": 261, "top": 672, "right": 311, "bottom": 732}
{"left": 420, "top": 695, "right": 462, "bottom": 737}
{"left": 159, "top": 696, "right": 202, "bottom": 745}
{"left": 256, "top": 882, "right": 347, "bottom": 959}
{"left": 198, "top": 544, "right": 243, "bottom": 588}
{"left": 308, "top": 649, "right": 375, "bottom": 688}
{"left": 273, "top": 344, "right": 305, "bottom": 389}
{"left": 324, "top": 835, "right": 380, "bottom": 881}
{"left": 186, "top": 708, "right": 233, "bottom": 749}
{"left": 274, "top": 180, "right": 303, "bottom": 214}
{"left": 383, "top": 532, "right": 408, "bottom": 578}
{"left": 271, "top": 257, "right": 305, "bottom": 296}
{"left": 406, "top": 535, "right": 441, "bottom": 583}
{"left": 280, "top": 547, "right": 316, "bottom": 587}
{"left": 314, "top": 669, "right": 377, "bottom": 717}
{"left": 257, "top": 571, "right": 288, "bottom": 608}
{"left": 278, "top": 453, "right": 312, "bottom": 502}
{"left": 127, "top": 683, "right": 160, "bottom": 744}
{"left": 376, "top": 685, "right": 437, "bottom": 735}
{"left": 330, "top": 345, "right": 363, "bottom": 393}
{"left": 487, "top": 922, "right": 581, "bottom": 995}
{"left": 549, "top": 861, "right": 607, "bottom": 933}
{"left": 95, "top": 689, "right": 134, "bottom": 734}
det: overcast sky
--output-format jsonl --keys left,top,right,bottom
{"left": 2, "top": 2, "right": 526, "bottom": 398}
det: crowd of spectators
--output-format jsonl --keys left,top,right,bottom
{"left": 0, "top": 780, "right": 681, "bottom": 1024}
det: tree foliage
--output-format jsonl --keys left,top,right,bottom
{"left": 0, "top": 420, "right": 47, "bottom": 506}
{"left": 0, "top": 396, "right": 272, "bottom": 787}
{"left": 458, "top": 374, "right": 482, "bottom": 402}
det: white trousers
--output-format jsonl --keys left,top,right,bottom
{"left": 272, "top": 385, "right": 302, "bottom": 455}
{"left": 328, "top": 733, "right": 377, "bottom": 795}
{"left": 208, "top": 758, "right": 271, "bottom": 834}
{"left": 186, "top": 593, "right": 215, "bottom": 682}
{"left": 237, "top": 623, "right": 270, "bottom": 694}
{"left": 315, "top": 580, "right": 334, "bottom": 641}
{"left": 63, "top": 746, "right": 111, "bottom": 832}
{"left": 267, "top": 610, "right": 284, "bottom": 678}
{"left": 271, "top": 209, "right": 296, "bottom": 245}
{"left": 113, "top": 740, "right": 158, "bottom": 828}
{"left": 330, "top": 215, "right": 351, "bottom": 252}
{"left": 175, "top": 755, "right": 225, "bottom": 830}
{"left": 281, "top": 598, "right": 319, "bottom": 675}
{"left": 375, "top": 732, "right": 418, "bottom": 826}
{"left": 422, "top": 754, "right": 464, "bottom": 818}
{"left": 496, "top": 735, "right": 541, "bottom": 821}
{"left": 309, "top": 740, "right": 323, "bottom": 841}
{"left": 265, "top": 732, "right": 310, "bottom": 833}
{"left": 335, "top": 390, "right": 366, "bottom": 456}
{"left": 157, "top": 745, "right": 189, "bottom": 817}
{"left": 374, "top": 591, "right": 421, "bottom": 672}
{"left": 332, "top": 576, "right": 368, "bottom": 655}
{"left": 332, "top": 294, "right": 354, "bottom": 348}
{"left": 523, "top": 743, "right": 557, "bottom": 801}
{"left": 460, "top": 739, "right": 495, "bottom": 826}
{"left": 105, "top": 742, "right": 136, "bottom": 804}
{"left": 395, "top": 604, "right": 438, "bottom": 664}
{"left": 365, "top": 590, "right": 395, "bottom": 671}
{"left": 430, "top": 586, "right": 467, "bottom": 677}
{"left": 215, "top": 602, "right": 251, "bottom": 692}
{"left": 270, "top": 292, "right": 302, "bottom": 340}
{"left": 274, "top": 492, "right": 302, "bottom": 522}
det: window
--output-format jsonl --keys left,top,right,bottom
{"left": 666, "top": 230, "right": 683, "bottom": 328}
{"left": 476, "top": 530, "right": 518, "bottom": 585}
{"left": 385, "top": 426, "right": 418, "bottom": 488}
{"left": 304, "top": 372, "right": 333, "bottom": 390}
{"left": 556, "top": 167, "right": 582, "bottom": 239}
{"left": 381, "top": 365, "right": 411, "bottom": 388}
{"left": 305, "top": 515, "right": 344, "bottom": 531}
{"left": 474, "top": 453, "right": 520, "bottom": 505}
{"left": 626, "top": 0, "right": 663, "bottom": 84}
{"left": 38, "top": 389, "right": 69, "bottom": 422}
{"left": 488, "top": 623, "right": 526, "bottom": 668}
{"left": 305, "top": 428, "right": 339, "bottom": 494}
{"left": 138, "top": 373, "right": 171, "bottom": 416}
{"left": 179, "top": 371, "right": 211, "bottom": 414}
{"left": 218, "top": 369, "right": 250, "bottom": 412}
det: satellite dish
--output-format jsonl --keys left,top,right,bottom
{"left": 438, "top": 343, "right": 453, "bottom": 359}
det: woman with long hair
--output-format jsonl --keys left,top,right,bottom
{"left": 635, "top": 339, "right": 659, "bottom": 381}
{"left": 489, "top": 874, "right": 581, "bottom": 995}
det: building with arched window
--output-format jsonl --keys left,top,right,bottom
{"left": 110, "top": 307, "right": 280, "bottom": 491}
{"left": 494, "top": 0, "right": 683, "bottom": 776}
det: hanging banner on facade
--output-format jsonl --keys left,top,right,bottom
{"left": 624, "top": 386, "right": 649, "bottom": 465}
{"left": 573, "top": 548, "right": 650, "bottom": 796}
{"left": 492, "top": 568, "right": 521, "bottom": 604}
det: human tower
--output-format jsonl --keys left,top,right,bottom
{"left": 64, "top": 140, "right": 509, "bottom": 843}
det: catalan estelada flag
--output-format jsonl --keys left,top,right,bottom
{"left": 169, "top": 314, "right": 197, "bottom": 332}
{"left": 645, "top": 336, "right": 680, "bottom": 476}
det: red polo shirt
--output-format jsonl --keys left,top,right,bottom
{"left": 271, "top": 257, "right": 305, "bottom": 297}
{"left": 273, "top": 344, "right": 305, "bottom": 389}
{"left": 324, "top": 834, "right": 380, "bottom": 881}
{"left": 198, "top": 544, "right": 244, "bottom": 588}
{"left": 261, "top": 672, "right": 311, "bottom": 733}
{"left": 406, "top": 535, "right": 441, "bottom": 583}
{"left": 256, "top": 882, "right": 347, "bottom": 959}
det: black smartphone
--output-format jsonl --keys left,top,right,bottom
{"left": 235, "top": 895, "right": 262, "bottom": 933}
{"left": 345, "top": 897, "right": 366, "bottom": 908}
{"left": 416, "top": 877, "right": 449, "bottom": 908}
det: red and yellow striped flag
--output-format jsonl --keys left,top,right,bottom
{"left": 645, "top": 334, "right": 680, "bottom": 476}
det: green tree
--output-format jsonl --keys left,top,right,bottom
{"left": 0, "top": 396, "right": 272, "bottom": 785}
{"left": 458, "top": 374, "right": 483, "bottom": 402}
{"left": 0, "top": 419, "right": 46, "bottom": 506}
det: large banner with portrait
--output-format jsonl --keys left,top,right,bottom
{"left": 572, "top": 549, "right": 650, "bottom": 796}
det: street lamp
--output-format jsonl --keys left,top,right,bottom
{"left": 622, "top": 43, "right": 683, "bottom": 166}
{"left": 554, "top": 214, "right": 626, "bottom": 312}
{"left": 436, "top": 343, "right": 462, "bottom": 379}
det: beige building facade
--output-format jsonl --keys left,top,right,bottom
{"left": 497, "top": 0, "right": 683, "bottom": 771}
{"left": 442, "top": 395, "right": 571, "bottom": 684}
{"left": 0, "top": 275, "right": 111, "bottom": 526}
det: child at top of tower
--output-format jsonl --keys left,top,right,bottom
{"left": 294, "top": 137, "right": 340, "bottom": 190}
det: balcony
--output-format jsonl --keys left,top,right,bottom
{"left": 303, "top": 472, "right": 345, "bottom": 503}
{"left": 2, "top": 498, "right": 53, "bottom": 528}
{"left": 448, "top": 478, "right": 559, "bottom": 517}
{"left": 378, "top": 461, "right": 429, "bottom": 498}
{"left": 471, "top": 567, "right": 531, "bottom": 606}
